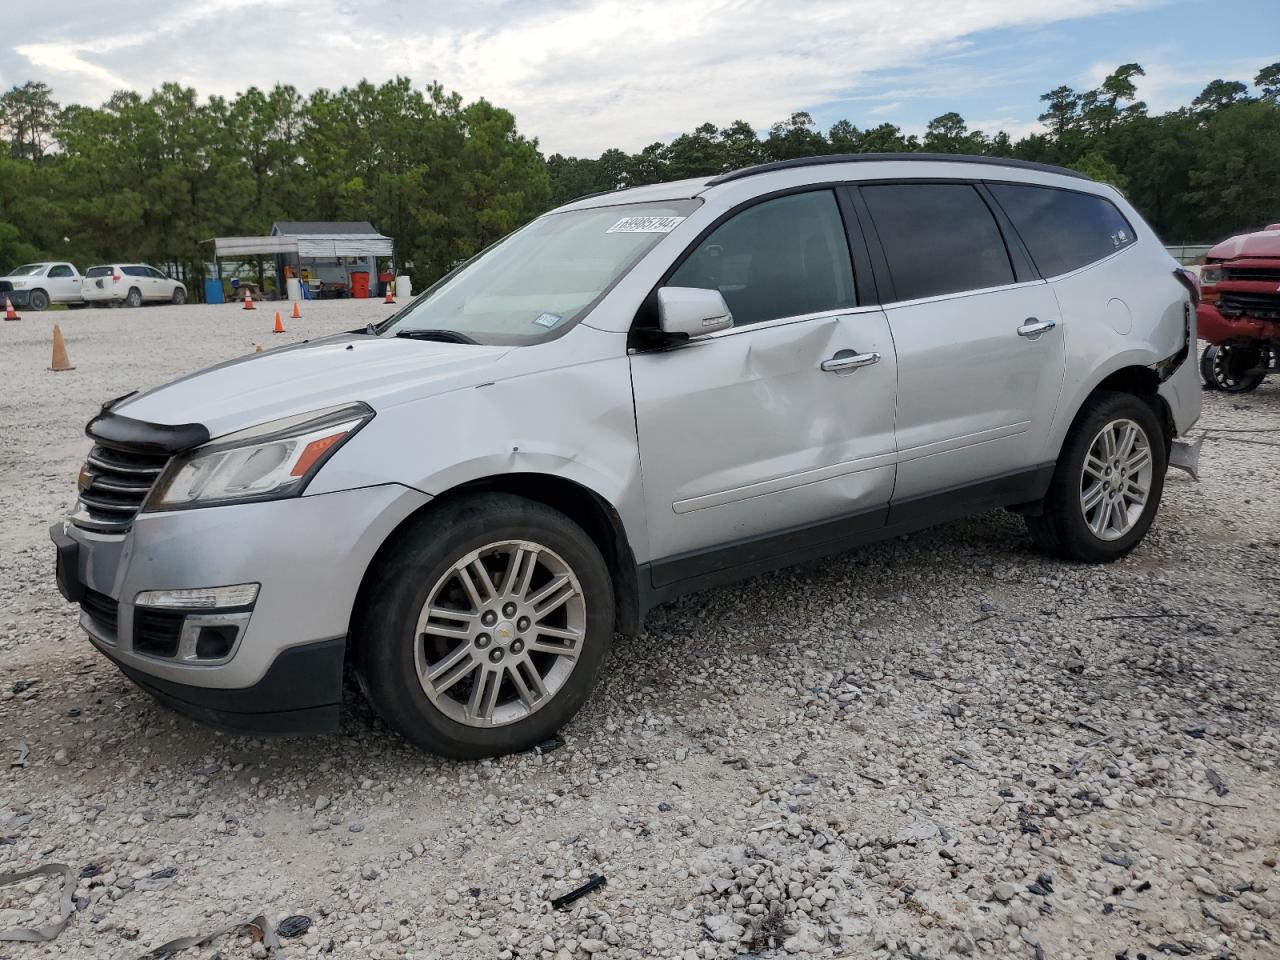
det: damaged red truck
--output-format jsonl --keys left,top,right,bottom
{"left": 1197, "top": 224, "right": 1280, "bottom": 393}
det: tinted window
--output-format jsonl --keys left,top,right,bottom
{"left": 86, "top": 266, "right": 112, "bottom": 278}
{"left": 669, "top": 190, "right": 855, "bottom": 327}
{"left": 122, "top": 266, "right": 148, "bottom": 277}
{"left": 990, "top": 184, "right": 1136, "bottom": 277}
{"left": 146, "top": 267, "right": 166, "bottom": 279}
{"left": 48, "top": 264, "right": 73, "bottom": 278}
{"left": 861, "top": 183, "right": 1014, "bottom": 302}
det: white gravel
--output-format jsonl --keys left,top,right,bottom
{"left": 1, "top": 302, "right": 1278, "bottom": 960}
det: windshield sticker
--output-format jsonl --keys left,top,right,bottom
{"left": 533, "top": 312, "right": 562, "bottom": 328}
{"left": 607, "top": 216, "right": 686, "bottom": 234}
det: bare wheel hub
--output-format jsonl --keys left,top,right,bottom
{"left": 413, "top": 539, "right": 586, "bottom": 728}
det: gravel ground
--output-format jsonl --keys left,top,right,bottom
{"left": 1, "top": 301, "right": 1278, "bottom": 960}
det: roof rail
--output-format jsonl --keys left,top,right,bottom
{"left": 705, "top": 153, "right": 1090, "bottom": 187}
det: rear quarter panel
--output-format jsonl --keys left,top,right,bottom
{"left": 1040, "top": 193, "right": 1197, "bottom": 458}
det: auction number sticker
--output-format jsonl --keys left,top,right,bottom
{"left": 607, "top": 216, "right": 686, "bottom": 234}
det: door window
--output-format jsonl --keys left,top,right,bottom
{"left": 988, "top": 183, "right": 1136, "bottom": 277}
{"left": 861, "top": 183, "right": 1015, "bottom": 302}
{"left": 48, "top": 264, "right": 73, "bottom": 278}
{"left": 668, "top": 190, "right": 856, "bottom": 327}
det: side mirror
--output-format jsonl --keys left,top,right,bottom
{"left": 657, "top": 286, "right": 733, "bottom": 339}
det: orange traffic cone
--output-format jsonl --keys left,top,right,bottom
{"left": 50, "top": 324, "right": 74, "bottom": 371}
{"left": 291, "top": 301, "right": 301, "bottom": 320}
{"left": 384, "top": 287, "right": 396, "bottom": 304}
{"left": 272, "top": 311, "right": 285, "bottom": 334}
{"left": 3, "top": 296, "right": 19, "bottom": 321}
{"left": 242, "top": 289, "right": 254, "bottom": 310}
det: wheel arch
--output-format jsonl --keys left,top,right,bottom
{"left": 349, "top": 472, "right": 642, "bottom": 650}
{"left": 1089, "top": 365, "right": 1174, "bottom": 453}
{"left": 1055, "top": 363, "right": 1174, "bottom": 464}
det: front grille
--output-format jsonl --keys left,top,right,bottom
{"left": 1223, "top": 266, "right": 1280, "bottom": 283}
{"left": 71, "top": 444, "right": 169, "bottom": 533}
{"left": 134, "top": 608, "right": 185, "bottom": 658}
{"left": 1219, "top": 292, "right": 1280, "bottom": 321}
{"left": 80, "top": 589, "right": 119, "bottom": 638}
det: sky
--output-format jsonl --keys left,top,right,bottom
{"left": 2, "top": 0, "right": 1277, "bottom": 157}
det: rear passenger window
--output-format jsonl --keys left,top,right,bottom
{"left": 989, "top": 184, "right": 1135, "bottom": 277}
{"left": 669, "top": 190, "right": 855, "bottom": 327}
{"left": 861, "top": 183, "right": 1014, "bottom": 302}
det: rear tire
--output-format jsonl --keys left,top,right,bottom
{"left": 29, "top": 289, "right": 49, "bottom": 311}
{"left": 353, "top": 493, "right": 615, "bottom": 759}
{"left": 1026, "top": 391, "right": 1166, "bottom": 563}
{"left": 125, "top": 287, "right": 142, "bottom": 308}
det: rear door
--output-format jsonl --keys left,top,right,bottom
{"left": 854, "top": 180, "right": 1065, "bottom": 502}
{"left": 629, "top": 189, "right": 899, "bottom": 585}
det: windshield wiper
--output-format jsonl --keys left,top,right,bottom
{"left": 394, "top": 328, "right": 477, "bottom": 345}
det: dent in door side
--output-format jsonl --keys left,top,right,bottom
{"left": 630, "top": 311, "right": 898, "bottom": 562}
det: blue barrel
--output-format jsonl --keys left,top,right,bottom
{"left": 203, "top": 279, "right": 225, "bottom": 304}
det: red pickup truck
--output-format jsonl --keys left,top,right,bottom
{"left": 1197, "top": 224, "right": 1280, "bottom": 392}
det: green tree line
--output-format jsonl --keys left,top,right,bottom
{"left": 1, "top": 63, "right": 1278, "bottom": 297}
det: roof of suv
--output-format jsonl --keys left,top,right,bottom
{"left": 560, "top": 153, "right": 1093, "bottom": 211}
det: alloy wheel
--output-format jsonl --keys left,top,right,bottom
{"left": 413, "top": 540, "right": 585, "bottom": 727}
{"left": 1079, "top": 418, "right": 1153, "bottom": 541}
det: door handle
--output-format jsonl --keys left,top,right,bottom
{"left": 1017, "top": 318, "right": 1057, "bottom": 338}
{"left": 820, "top": 350, "right": 881, "bottom": 373}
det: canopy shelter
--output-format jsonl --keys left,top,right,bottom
{"left": 203, "top": 221, "right": 394, "bottom": 301}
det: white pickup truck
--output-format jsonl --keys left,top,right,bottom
{"left": 0, "top": 261, "right": 85, "bottom": 310}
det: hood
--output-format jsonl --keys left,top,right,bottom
{"left": 1209, "top": 227, "right": 1280, "bottom": 261}
{"left": 115, "top": 333, "right": 511, "bottom": 438}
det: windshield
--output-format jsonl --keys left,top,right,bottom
{"left": 9, "top": 264, "right": 46, "bottom": 276}
{"left": 380, "top": 200, "right": 700, "bottom": 345}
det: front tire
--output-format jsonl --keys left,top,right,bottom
{"left": 28, "top": 289, "right": 49, "bottom": 311}
{"left": 1026, "top": 391, "right": 1167, "bottom": 563}
{"left": 1200, "top": 344, "right": 1265, "bottom": 393}
{"left": 354, "top": 493, "right": 614, "bottom": 759}
{"left": 171, "top": 287, "right": 186, "bottom": 305}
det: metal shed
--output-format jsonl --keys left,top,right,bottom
{"left": 206, "top": 221, "right": 394, "bottom": 300}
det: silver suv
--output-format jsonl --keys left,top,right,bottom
{"left": 51, "top": 154, "right": 1201, "bottom": 758}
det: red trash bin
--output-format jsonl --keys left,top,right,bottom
{"left": 349, "top": 271, "right": 370, "bottom": 299}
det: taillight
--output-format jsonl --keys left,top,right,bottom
{"left": 1173, "top": 267, "right": 1200, "bottom": 305}
{"left": 112, "top": 274, "right": 121, "bottom": 283}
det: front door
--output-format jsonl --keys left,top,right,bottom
{"left": 46, "top": 263, "right": 78, "bottom": 302}
{"left": 629, "top": 189, "right": 899, "bottom": 586}
{"left": 856, "top": 182, "right": 1066, "bottom": 501}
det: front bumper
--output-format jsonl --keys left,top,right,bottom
{"left": 0, "top": 287, "right": 31, "bottom": 307}
{"left": 51, "top": 482, "right": 431, "bottom": 733}
{"left": 1197, "top": 302, "right": 1280, "bottom": 344}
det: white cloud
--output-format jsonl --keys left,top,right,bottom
{"left": 870, "top": 101, "right": 903, "bottom": 115}
{"left": 4, "top": 0, "right": 1169, "bottom": 155}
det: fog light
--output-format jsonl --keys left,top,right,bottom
{"left": 135, "top": 584, "right": 259, "bottom": 609}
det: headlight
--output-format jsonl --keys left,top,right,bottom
{"left": 1199, "top": 266, "right": 1222, "bottom": 285}
{"left": 8, "top": 279, "right": 26, "bottom": 288}
{"left": 146, "top": 402, "right": 373, "bottom": 510}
